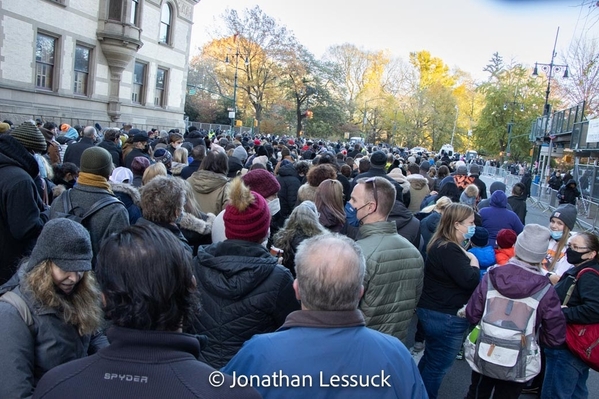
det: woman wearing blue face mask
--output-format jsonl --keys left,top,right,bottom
{"left": 542, "top": 204, "right": 577, "bottom": 285}
{"left": 416, "top": 203, "right": 481, "bottom": 399}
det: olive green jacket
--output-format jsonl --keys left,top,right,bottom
{"left": 357, "top": 221, "right": 424, "bottom": 343}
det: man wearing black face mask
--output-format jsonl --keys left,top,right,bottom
{"left": 348, "top": 176, "right": 424, "bottom": 344}
{"left": 124, "top": 130, "right": 152, "bottom": 169}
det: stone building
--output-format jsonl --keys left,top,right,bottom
{"left": 0, "top": 0, "right": 200, "bottom": 130}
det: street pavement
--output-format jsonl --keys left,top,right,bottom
{"left": 403, "top": 174, "right": 599, "bottom": 399}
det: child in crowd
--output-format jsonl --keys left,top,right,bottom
{"left": 468, "top": 226, "right": 496, "bottom": 279}
{"left": 494, "top": 228, "right": 517, "bottom": 265}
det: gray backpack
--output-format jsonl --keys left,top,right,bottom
{"left": 464, "top": 278, "right": 550, "bottom": 383}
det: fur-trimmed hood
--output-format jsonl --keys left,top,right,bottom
{"left": 178, "top": 212, "right": 215, "bottom": 235}
{"left": 109, "top": 182, "right": 141, "bottom": 205}
{"left": 406, "top": 173, "right": 429, "bottom": 190}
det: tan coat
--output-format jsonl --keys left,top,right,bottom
{"left": 188, "top": 170, "right": 230, "bottom": 215}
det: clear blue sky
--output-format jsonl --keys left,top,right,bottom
{"left": 191, "top": 0, "right": 598, "bottom": 81}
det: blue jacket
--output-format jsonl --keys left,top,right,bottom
{"left": 222, "top": 309, "right": 427, "bottom": 399}
{"left": 468, "top": 246, "right": 496, "bottom": 279}
{"left": 479, "top": 191, "right": 523, "bottom": 246}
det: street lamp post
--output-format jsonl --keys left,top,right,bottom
{"left": 225, "top": 35, "right": 249, "bottom": 134}
{"left": 532, "top": 27, "right": 569, "bottom": 190}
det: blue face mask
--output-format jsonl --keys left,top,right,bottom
{"left": 550, "top": 231, "right": 563, "bottom": 240}
{"left": 345, "top": 202, "right": 368, "bottom": 227}
{"left": 464, "top": 225, "right": 476, "bottom": 240}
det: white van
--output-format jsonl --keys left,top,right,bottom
{"left": 438, "top": 144, "right": 454, "bottom": 157}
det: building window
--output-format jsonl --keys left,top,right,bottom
{"left": 108, "top": 0, "right": 123, "bottom": 21}
{"left": 155, "top": 68, "right": 167, "bottom": 107}
{"left": 36, "top": 33, "right": 56, "bottom": 90}
{"left": 130, "top": 0, "right": 140, "bottom": 25}
{"left": 132, "top": 62, "right": 146, "bottom": 104}
{"left": 74, "top": 45, "right": 91, "bottom": 95}
{"left": 159, "top": 3, "right": 172, "bottom": 44}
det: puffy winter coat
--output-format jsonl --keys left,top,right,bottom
{"left": 191, "top": 240, "right": 299, "bottom": 368}
{"left": 357, "top": 221, "right": 424, "bottom": 343}
{"left": 276, "top": 162, "right": 302, "bottom": 220}
{"left": 480, "top": 190, "right": 523, "bottom": 247}
{"left": 557, "top": 179, "right": 581, "bottom": 205}
{"left": 0, "top": 135, "right": 47, "bottom": 285}
{"left": 187, "top": 170, "right": 230, "bottom": 215}
{"left": 466, "top": 259, "right": 566, "bottom": 348}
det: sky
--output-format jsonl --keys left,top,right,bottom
{"left": 191, "top": 0, "right": 599, "bottom": 81}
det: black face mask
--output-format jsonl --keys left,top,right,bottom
{"left": 566, "top": 247, "right": 589, "bottom": 265}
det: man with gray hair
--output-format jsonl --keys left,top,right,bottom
{"left": 63, "top": 126, "right": 98, "bottom": 167}
{"left": 348, "top": 176, "right": 424, "bottom": 344}
{"left": 222, "top": 234, "right": 427, "bottom": 399}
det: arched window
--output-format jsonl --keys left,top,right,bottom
{"left": 159, "top": 3, "right": 172, "bottom": 44}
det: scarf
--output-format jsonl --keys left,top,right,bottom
{"left": 77, "top": 172, "right": 112, "bottom": 192}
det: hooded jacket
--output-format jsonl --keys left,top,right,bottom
{"left": 557, "top": 179, "right": 581, "bottom": 205}
{"left": 466, "top": 259, "right": 566, "bottom": 348}
{"left": 406, "top": 174, "right": 431, "bottom": 214}
{"left": 178, "top": 211, "right": 214, "bottom": 255}
{"left": 0, "top": 135, "right": 47, "bottom": 285}
{"left": 507, "top": 191, "right": 527, "bottom": 224}
{"left": 357, "top": 221, "right": 424, "bottom": 343}
{"left": 187, "top": 170, "right": 230, "bottom": 215}
{"left": 109, "top": 182, "right": 141, "bottom": 225}
{"left": 191, "top": 240, "right": 299, "bottom": 368}
{"left": 480, "top": 191, "right": 524, "bottom": 246}
{"left": 388, "top": 200, "right": 421, "bottom": 250}
{"left": 276, "top": 162, "right": 302, "bottom": 220}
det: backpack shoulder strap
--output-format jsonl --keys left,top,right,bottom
{"left": 563, "top": 268, "right": 599, "bottom": 306}
{"left": 0, "top": 291, "right": 34, "bottom": 327}
{"left": 61, "top": 188, "right": 74, "bottom": 214}
{"left": 80, "top": 196, "right": 124, "bottom": 222}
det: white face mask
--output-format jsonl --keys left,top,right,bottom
{"left": 268, "top": 198, "right": 281, "bottom": 216}
{"left": 173, "top": 142, "right": 182, "bottom": 150}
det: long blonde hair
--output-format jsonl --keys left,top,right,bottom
{"left": 24, "top": 261, "right": 104, "bottom": 336}
{"left": 427, "top": 203, "right": 474, "bottom": 252}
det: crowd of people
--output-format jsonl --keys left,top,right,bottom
{"left": 0, "top": 118, "right": 598, "bottom": 399}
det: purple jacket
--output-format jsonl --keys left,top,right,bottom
{"left": 465, "top": 260, "right": 566, "bottom": 348}
{"left": 479, "top": 190, "right": 523, "bottom": 246}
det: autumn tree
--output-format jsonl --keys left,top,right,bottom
{"left": 559, "top": 36, "right": 599, "bottom": 117}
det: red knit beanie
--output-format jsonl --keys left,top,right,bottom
{"left": 224, "top": 178, "right": 270, "bottom": 243}
{"left": 242, "top": 169, "right": 280, "bottom": 199}
{"left": 496, "top": 229, "right": 517, "bottom": 249}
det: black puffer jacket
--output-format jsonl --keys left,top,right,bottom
{"left": 276, "top": 162, "right": 302, "bottom": 220}
{"left": 191, "top": 240, "right": 299, "bottom": 368}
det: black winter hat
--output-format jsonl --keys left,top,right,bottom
{"left": 470, "top": 226, "right": 489, "bottom": 247}
{"left": 370, "top": 151, "right": 387, "bottom": 168}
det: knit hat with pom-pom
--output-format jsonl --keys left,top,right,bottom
{"left": 224, "top": 178, "right": 270, "bottom": 243}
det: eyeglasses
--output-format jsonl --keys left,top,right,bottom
{"left": 567, "top": 243, "right": 589, "bottom": 252}
{"left": 364, "top": 177, "right": 378, "bottom": 211}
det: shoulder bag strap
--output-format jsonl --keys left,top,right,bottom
{"left": 563, "top": 267, "right": 599, "bottom": 306}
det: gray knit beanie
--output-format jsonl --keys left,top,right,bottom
{"left": 81, "top": 146, "right": 114, "bottom": 179}
{"left": 28, "top": 219, "right": 92, "bottom": 272}
{"left": 515, "top": 224, "right": 551, "bottom": 264}
{"left": 233, "top": 145, "right": 248, "bottom": 162}
{"left": 551, "top": 204, "right": 577, "bottom": 231}
{"left": 10, "top": 121, "right": 47, "bottom": 153}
